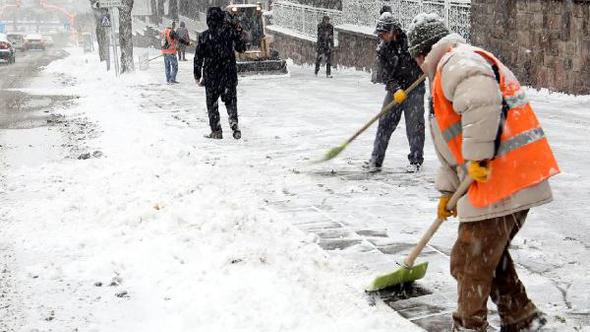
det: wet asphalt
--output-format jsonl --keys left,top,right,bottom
{"left": 0, "top": 48, "right": 69, "bottom": 129}
{"left": 0, "top": 47, "right": 69, "bottom": 331}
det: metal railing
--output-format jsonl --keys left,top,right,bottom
{"left": 271, "top": 1, "right": 343, "bottom": 39}
{"left": 272, "top": 0, "right": 470, "bottom": 41}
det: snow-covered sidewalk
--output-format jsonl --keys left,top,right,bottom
{"left": 2, "top": 47, "right": 590, "bottom": 331}
{"left": 1, "top": 50, "right": 424, "bottom": 331}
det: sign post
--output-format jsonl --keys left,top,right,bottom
{"left": 99, "top": 0, "right": 122, "bottom": 76}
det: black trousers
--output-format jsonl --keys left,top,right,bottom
{"left": 206, "top": 84, "right": 238, "bottom": 132}
{"left": 177, "top": 49, "right": 186, "bottom": 61}
{"left": 370, "top": 87, "right": 425, "bottom": 167}
{"left": 315, "top": 51, "right": 332, "bottom": 76}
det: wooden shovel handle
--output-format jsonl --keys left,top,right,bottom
{"left": 403, "top": 177, "right": 473, "bottom": 268}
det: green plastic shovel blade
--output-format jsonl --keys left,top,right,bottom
{"left": 366, "top": 262, "right": 429, "bottom": 292}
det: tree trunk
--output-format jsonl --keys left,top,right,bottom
{"left": 119, "top": 0, "right": 135, "bottom": 73}
{"left": 157, "top": 0, "right": 165, "bottom": 21}
{"left": 96, "top": 25, "right": 110, "bottom": 62}
{"left": 150, "top": 0, "right": 158, "bottom": 24}
{"left": 168, "top": 0, "right": 178, "bottom": 20}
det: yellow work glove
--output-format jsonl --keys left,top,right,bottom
{"left": 437, "top": 194, "right": 457, "bottom": 221}
{"left": 393, "top": 89, "right": 407, "bottom": 104}
{"left": 468, "top": 160, "right": 491, "bottom": 183}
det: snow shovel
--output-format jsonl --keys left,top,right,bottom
{"left": 139, "top": 54, "right": 164, "bottom": 70}
{"left": 316, "top": 73, "right": 427, "bottom": 163}
{"left": 366, "top": 177, "right": 473, "bottom": 292}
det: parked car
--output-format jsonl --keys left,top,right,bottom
{"left": 0, "top": 33, "right": 16, "bottom": 64}
{"left": 81, "top": 32, "right": 94, "bottom": 53}
{"left": 42, "top": 35, "right": 54, "bottom": 47}
{"left": 23, "top": 34, "right": 45, "bottom": 51}
{"left": 7, "top": 32, "right": 25, "bottom": 51}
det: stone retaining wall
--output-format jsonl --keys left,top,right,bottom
{"left": 266, "top": 25, "right": 378, "bottom": 72}
{"left": 471, "top": 0, "right": 590, "bottom": 95}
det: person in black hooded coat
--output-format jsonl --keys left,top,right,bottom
{"left": 314, "top": 15, "right": 334, "bottom": 78}
{"left": 194, "top": 7, "right": 247, "bottom": 139}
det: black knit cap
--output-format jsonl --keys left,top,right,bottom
{"left": 206, "top": 7, "right": 225, "bottom": 29}
{"left": 374, "top": 12, "right": 401, "bottom": 34}
{"left": 380, "top": 5, "right": 392, "bottom": 15}
{"left": 407, "top": 13, "right": 451, "bottom": 58}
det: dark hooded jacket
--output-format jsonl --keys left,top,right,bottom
{"left": 176, "top": 22, "right": 190, "bottom": 50}
{"left": 316, "top": 21, "right": 334, "bottom": 53}
{"left": 375, "top": 32, "right": 424, "bottom": 92}
{"left": 194, "top": 7, "right": 247, "bottom": 89}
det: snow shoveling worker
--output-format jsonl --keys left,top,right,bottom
{"left": 194, "top": 6, "right": 247, "bottom": 140}
{"left": 407, "top": 13, "right": 560, "bottom": 332}
{"left": 161, "top": 20, "right": 190, "bottom": 84}
{"left": 365, "top": 12, "right": 426, "bottom": 174}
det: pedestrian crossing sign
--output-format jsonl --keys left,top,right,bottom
{"left": 100, "top": 13, "right": 111, "bottom": 27}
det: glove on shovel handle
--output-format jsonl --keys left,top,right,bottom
{"left": 403, "top": 177, "right": 474, "bottom": 269}
{"left": 317, "top": 74, "right": 427, "bottom": 163}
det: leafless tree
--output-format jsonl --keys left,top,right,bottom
{"left": 157, "top": 0, "right": 165, "bottom": 21}
{"left": 119, "top": 0, "right": 135, "bottom": 73}
{"left": 168, "top": 0, "right": 178, "bottom": 20}
{"left": 150, "top": 0, "right": 157, "bottom": 23}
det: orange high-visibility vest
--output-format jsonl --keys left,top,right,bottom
{"left": 161, "top": 28, "right": 176, "bottom": 55}
{"left": 432, "top": 45, "right": 560, "bottom": 208}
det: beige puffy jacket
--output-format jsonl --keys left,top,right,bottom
{"left": 422, "top": 34, "right": 553, "bottom": 222}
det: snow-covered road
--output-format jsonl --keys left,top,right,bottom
{"left": 1, "top": 48, "right": 589, "bottom": 331}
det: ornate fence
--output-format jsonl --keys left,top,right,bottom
{"left": 272, "top": 0, "right": 470, "bottom": 40}
{"left": 271, "top": 1, "right": 344, "bottom": 38}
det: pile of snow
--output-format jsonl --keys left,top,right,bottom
{"left": 3, "top": 48, "right": 422, "bottom": 331}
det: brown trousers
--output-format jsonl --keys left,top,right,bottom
{"left": 450, "top": 210, "right": 537, "bottom": 331}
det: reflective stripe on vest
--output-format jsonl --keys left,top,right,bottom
{"left": 505, "top": 90, "right": 529, "bottom": 109}
{"left": 161, "top": 28, "right": 176, "bottom": 54}
{"left": 432, "top": 45, "right": 560, "bottom": 208}
{"left": 442, "top": 122, "right": 462, "bottom": 143}
{"left": 441, "top": 121, "right": 547, "bottom": 158}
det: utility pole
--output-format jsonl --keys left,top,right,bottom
{"left": 12, "top": 5, "right": 17, "bottom": 32}
{"left": 97, "top": 0, "right": 121, "bottom": 76}
{"left": 109, "top": 7, "right": 120, "bottom": 75}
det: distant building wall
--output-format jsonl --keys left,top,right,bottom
{"left": 471, "top": 0, "right": 590, "bottom": 95}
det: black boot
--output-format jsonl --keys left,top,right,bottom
{"left": 231, "top": 124, "right": 241, "bottom": 140}
{"left": 205, "top": 130, "right": 223, "bottom": 139}
{"left": 362, "top": 160, "right": 382, "bottom": 173}
{"left": 406, "top": 163, "right": 422, "bottom": 173}
{"left": 500, "top": 311, "right": 547, "bottom": 332}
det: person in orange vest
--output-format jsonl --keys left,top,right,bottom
{"left": 161, "top": 21, "right": 190, "bottom": 84}
{"left": 405, "top": 13, "right": 559, "bottom": 332}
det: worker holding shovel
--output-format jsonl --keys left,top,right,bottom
{"left": 316, "top": 16, "right": 558, "bottom": 330}
{"left": 406, "top": 13, "right": 560, "bottom": 332}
